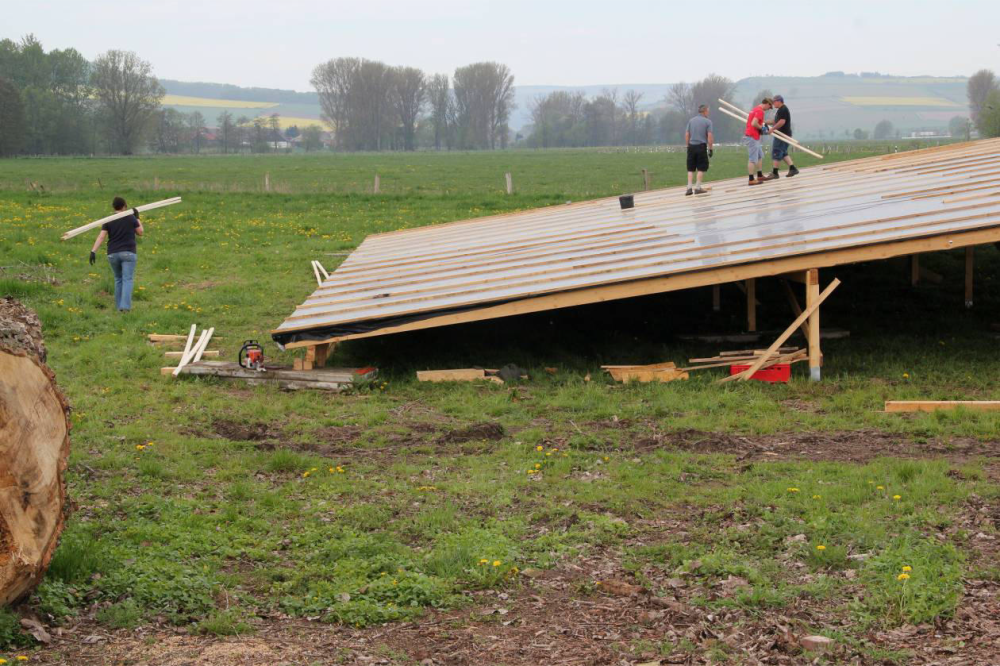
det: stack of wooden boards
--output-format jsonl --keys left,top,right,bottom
{"left": 601, "top": 362, "right": 689, "bottom": 383}
{"left": 683, "top": 347, "right": 807, "bottom": 379}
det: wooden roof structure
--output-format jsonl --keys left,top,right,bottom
{"left": 272, "top": 139, "right": 1000, "bottom": 349}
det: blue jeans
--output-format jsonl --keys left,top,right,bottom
{"left": 107, "top": 252, "right": 137, "bottom": 311}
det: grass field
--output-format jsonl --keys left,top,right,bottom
{"left": 160, "top": 94, "right": 279, "bottom": 109}
{"left": 1, "top": 144, "right": 999, "bottom": 665}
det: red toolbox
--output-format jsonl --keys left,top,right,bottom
{"left": 729, "top": 363, "right": 792, "bottom": 383}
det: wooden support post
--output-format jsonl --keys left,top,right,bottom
{"left": 505, "top": 172, "right": 512, "bottom": 195}
{"left": 264, "top": 172, "right": 271, "bottom": 192}
{"left": 965, "top": 247, "right": 974, "bottom": 308}
{"left": 910, "top": 255, "right": 920, "bottom": 286}
{"left": 806, "top": 269, "right": 821, "bottom": 381}
{"left": 154, "top": 176, "right": 159, "bottom": 191}
{"left": 746, "top": 278, "right": 756, "bottom": 332}
{"left": 642, "top": 168, "right": 650, "bottom": 191}
{"left": 712, "top": 284, "right": 721, "bottom": 312}
{"left": 313, "top": 343, "right": 331, "bottom": 369}
{"left": 373, "top": 174, "right": 380, "bottom": 194}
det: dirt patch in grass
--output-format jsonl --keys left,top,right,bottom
{"left": 631, "top": 427, "right": 1000, "bottom": 465}
{"left": 35, "top": 543, "right": 1000, "bottom": 666}
{"left": 437, "top": 421, "right": 505, "bottom": 444}
{"left": 211, "top": 418, "right": 275, "bottom": 442}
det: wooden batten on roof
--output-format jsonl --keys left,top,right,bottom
{"left": 272, "top": 139, "right": 1000, "bottom": 349}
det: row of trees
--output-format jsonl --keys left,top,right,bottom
{"left": 0, "top": 36, "right": 164, "bottom": 156}
{"left": 967, "top": 69, "right": 1000, "bottom": 138}
{"left": 525, "top": 75, "right": 746, "bottom": 148}
{"left": 311, "top": 58, "right": 515, "bottom": 151}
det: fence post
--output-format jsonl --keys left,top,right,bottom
{"left": 642, "top": 168, "right": 650, "bottom": 191}
{"left": 264, "top": 172, "right": 271, "bottom": 192}
{"left": 373, "top": 173, "right": 380, "bottom": 194}
{"left": 505, "top": 172, "right": 512, "bottom": 195}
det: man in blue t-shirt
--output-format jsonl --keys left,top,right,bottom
{"left": 89, "top": 197, "right": 144, "bottom": 312}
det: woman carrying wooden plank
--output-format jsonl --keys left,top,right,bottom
{"left": 89, "top": 197, "right": 144, "bottom": 312}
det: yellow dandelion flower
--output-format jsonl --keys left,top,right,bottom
{"left": 903, "top": 373, "right": 909, "bottom": 379}
{"left": 545, "top": 452, "right": 552, "bottom": 457}
{"left": 329, "top": 467, "right": 335, "bottom": 473}
{"left": 787, "top": 487, "right": 800, "bottom": 493}
{"left": 535, "top": 463, "right": 541, "bottom": 469}
{"left": 302, "top": 471, "right": 310, "bottom": 477}
{"left": 479, "top": 558, "right": 489, "bottom": 564}
{"left": 135, "top": 444, "right": 145, "bottom": 451}
{"left": 876, "top": 485, "right": 885, "bottom": 490}
{"left": 536, "top": 445, "right": 544, "bottom": 451}
{"left": 812, "top": 494, "right": 821, "bottom": 499}
{"left": 902, "top": 565, "right": 912, "bottom": 572}
{"left": 893, "top": 495, "right": 901, "bottom": 501}
{"left": 816, "top": 545, "right": 826, "bottom": 551}
{"left": 603, "top": 456, "right": 609, "bottom": 462}
{"left": 1, "top": 658, "right": 8, "bottom": 664}
{"left": 897, "top": 573, "right": 910, "bottom": 581}
{"left": 492, "top": 560, "right": 501, "bottom": 567}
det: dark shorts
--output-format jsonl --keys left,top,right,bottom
{"left": 772, "top": 138, "right": 790, "bottom": 160}
{"left": 687, "top": 144, "right": 709, "bottom": 172}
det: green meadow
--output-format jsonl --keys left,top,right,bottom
{"left": 1, "top": 144, "right": 998, "bottom": 664}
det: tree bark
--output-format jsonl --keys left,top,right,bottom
{"left": 0, "top": 297, "right": 71, "bottom": 604}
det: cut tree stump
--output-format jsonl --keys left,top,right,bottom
{"left": 0, "top": 298, "right": 71, "bottom": 604}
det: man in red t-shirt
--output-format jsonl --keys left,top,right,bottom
{"left": 744, "top": 97, "right": 773, "bottom": 185}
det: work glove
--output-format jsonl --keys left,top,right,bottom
{"left": 132, "top": 207, "right": 140, "bottom": 219}
{"left": 760, "top": 124, "right": 771, "bottom": 135}
{"left": 708, "top": 149, "right": 713, "bottom": 158}
{"left": 89, "top": 251, "right": 96, "bottom": 265}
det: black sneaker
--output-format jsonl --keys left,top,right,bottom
{"left": 694, "top": 187, "right": 708, "bottom": 195}
{"left": 685, "top": 188, "right": 693, "bottom": 196}
{"left": 787, "top": 166, "right": 800, "bottom": 178}
{"left": 771, "top": 171, "right": 781, "bottom": 179}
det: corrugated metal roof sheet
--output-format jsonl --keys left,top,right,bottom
{"left": 273, "top": 139, "right": 1000, "bottom": 346}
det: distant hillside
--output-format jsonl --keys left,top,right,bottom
{"left": 160, "top": 73, "right": 970, "bottom": 138}
{"left": 729, "top": 74, "right": 969, "bottom": 138}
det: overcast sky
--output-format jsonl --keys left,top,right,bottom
{"left": 7, "top": 0, "right": 999, "bottom": 90}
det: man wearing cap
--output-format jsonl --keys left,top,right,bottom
{"left": 684, "top": 104, "right": 714, "bottom": 196}
{"left": 769, "top": 95, "right": 800, "bottom": 178}
{"left": 744, "top": 97, "right": 773, "bottom": 186}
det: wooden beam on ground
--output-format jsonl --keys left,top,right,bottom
{"left": 171, "top": 361, "right": 372, "bottom": 391}
{"left": 885, "top": 401, "right": 1000, "bottom": 413}
{"left": 416, "top": 369, "right": 503, "bottom": 384}
{"left": 311, "top": 261, "right": 323, "bottom": 286}
{"left": 965, "top": 247, "right": 974, "bottom": 308}
{"left": 746, "top": 278, "right": 756, "bottom": 332}
{"left": 722, "top": 277, "right": 840, "bottom": 383}
{"left": 806, "top": 269, "right": 822, "bottom": 382}
{"left": 61, "top": 197, "right": 182, "bottom": 241}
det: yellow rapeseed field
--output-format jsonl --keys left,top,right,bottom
{"left": 841, "top": 96, "right": 960, "bottom": 107}
{"left": 161, "top": 94, "right": 279, "bottom": 109}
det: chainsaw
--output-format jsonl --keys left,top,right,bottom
{"left": 238, "top": 340, "right": 265, "bottom": 371}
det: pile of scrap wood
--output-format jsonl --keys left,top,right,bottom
{"left": 681, "top": 347, "right": 806, "bottom": 374}
{"left": 601, "top": 362, "right": 688, "bottom": 383}
{"left": 155, "top": 326, "right": 216, "bottom": 377}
